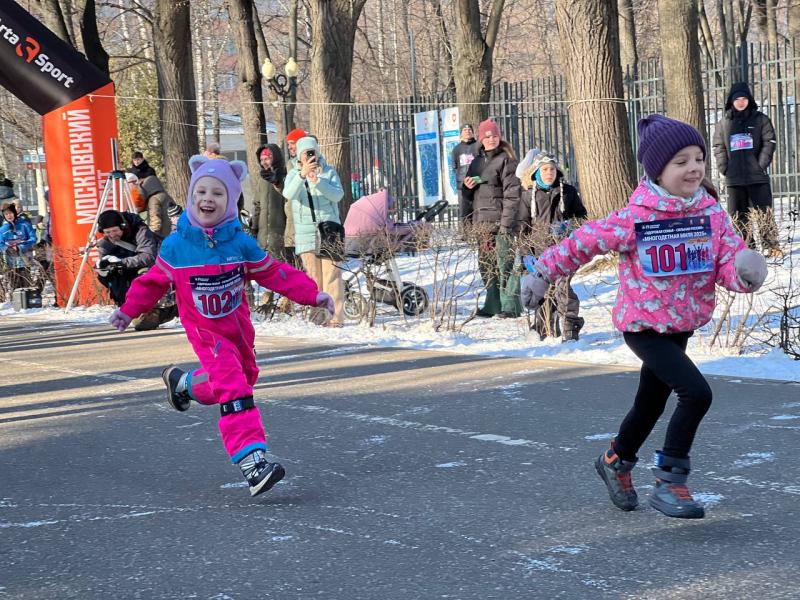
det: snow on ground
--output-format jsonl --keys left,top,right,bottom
{"left": 3, "top": 241, "right": 799, "bottom": 383}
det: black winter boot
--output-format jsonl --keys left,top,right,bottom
{"left": 161, "top": 366, "right": 191, "bottom": 412}
{"left": 595, "top": 442, "right": 639, "bottom": 511}
{"left": 649, "top": 452, "right": 705, "bottom": 519}
{"left": 238, "top": 449, "right": 285, "bottom": 497}
{"left": 562, "top": 317, "right": 585, "bottom": 342}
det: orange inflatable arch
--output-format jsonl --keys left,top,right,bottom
{"left": 0, "top": 2, "right": 119, "bottom": 305}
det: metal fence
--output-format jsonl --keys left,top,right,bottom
{"left": 349, "top": 40, "right": 800, "bottom": 223}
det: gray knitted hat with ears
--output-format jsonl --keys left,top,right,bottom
{"left": 530, "top": 152, "right": 559, "bottom": 174}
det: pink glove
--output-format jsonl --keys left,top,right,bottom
{"left": 734, "top": 249, "right": 768, "bottom": 292}
{"left": 109, "top": 309, "right": 133, "bottom": 332}
{"left": 316, "top": 292, "right": 335, "bottom": 315}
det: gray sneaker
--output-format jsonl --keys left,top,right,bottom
{"left": 594, "top": 443, "right": 638, "bottom": 511}
{"left": 649, "top": 453, "right": 704, "bottom": 519}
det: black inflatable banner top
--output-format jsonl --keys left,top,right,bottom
{"left": 0, "top": 2, "right": 111, "bottom": 115}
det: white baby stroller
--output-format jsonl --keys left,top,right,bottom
{"left": 342, "top": 189, "right": 448, "bottom": 320}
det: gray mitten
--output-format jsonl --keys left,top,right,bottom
{"left": 734, "top": 249, "right": 768, "bottom": 291}
{"left": 521, "top": 268, "right": 551, "bottom": 309}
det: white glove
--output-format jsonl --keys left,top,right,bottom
{"left": 109, "top": 309, "right": 133, "bottom": 332}
{"left": 520, "top": 268, "right": 550, "bottom": 309}
{"left": 734, "top": 249, "right": 768, "bottom": 291}
{"left": 105, "top": 255, "right": 122, "bottom": 263}
{"left": 315, "top": 291, "right": 335, "bottom": 317}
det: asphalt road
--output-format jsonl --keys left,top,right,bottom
{"left": 1, "top": 316, "right": 799, "bottom": 599}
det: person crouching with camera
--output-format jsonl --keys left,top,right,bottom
{"left": 283, "top": 136, "right": 346, "bottom": 327}
{"left": 96, "top": 209, "right": 169, "bottom": 330}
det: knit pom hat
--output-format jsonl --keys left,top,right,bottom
{"left": 286, "top": 128, "right": 308, "bottom": 144}
{"left": 186, "top": 155, "right": 247, "bottom": 228}
{"left": 637, "top": 114, "right": 706, "bottom": 181}
{"left": 478, "top": 119, "right": 501, "bottom": 142}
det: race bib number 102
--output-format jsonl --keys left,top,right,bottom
{"left": 635, "top": 217, "right": 714, "bottom": 277}
{"left": 190, "top": 265, "right": 245, "bottom": 318}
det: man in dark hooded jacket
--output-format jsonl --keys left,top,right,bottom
{"left": 451, "top": 124, "right": 478, "bottom": 228}
{"left": 712, "top": 82, "right": 780, "bottom": 255}
{"left": 254, "top": 144, "right": 290, "bottom": 256}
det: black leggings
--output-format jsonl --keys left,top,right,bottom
{"left": 614, "top": 330, "right": 712, "bottom": 461}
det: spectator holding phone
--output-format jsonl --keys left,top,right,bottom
{"left": 462, "top": 119, "right": 522, "bottom": 318}
{"left": 283, "top": 137, "right": 346, "bottom": 326}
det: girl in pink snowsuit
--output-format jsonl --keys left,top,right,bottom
{"left": 110, "top": 156, "right": 334, "bottom": 497}
{"left": 521, "top": 115, "right": 768, "bottom": 519}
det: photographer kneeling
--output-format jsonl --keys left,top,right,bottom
{"left": 96, "top": 209, "right": 173, "bottom": 330}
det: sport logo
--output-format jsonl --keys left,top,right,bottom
{"left": 15, "top": 35, "right": 39, "bottom": 62}
{"left": 0, "top": 17, "right": 75, "bottom": 88}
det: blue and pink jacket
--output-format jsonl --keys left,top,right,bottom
{"left": 120, "top": 213, "right": 319, "bottom": 461}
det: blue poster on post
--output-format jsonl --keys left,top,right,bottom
{"left": 634, "top": 216, "right": 714, "bottom": 277}
{"left": 440, "top": 107, "right": 460, "bottom": 205}
{"left": 414, "top": 110, "right": 442, "bottom": 206}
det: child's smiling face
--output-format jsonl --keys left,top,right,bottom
{"left": 192, "top": 176, "right": 228, "bottom": 227}
{"left": 657, "top": 145, "right": 705, "bottom": 199}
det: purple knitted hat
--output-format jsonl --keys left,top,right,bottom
{"left": 636, "top": 115, "right": 706, "bottom": 181}
{"left": 186, "top": 155, "right": 247, "bottom": 228}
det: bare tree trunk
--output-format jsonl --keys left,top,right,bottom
{"left": 225, "top": 0, "right": 271, "bottom": 247}
{"left": 452, "top": 0, "right": 506, "bottom": 127}
{"left": 618, "top": 0, "right": 638, "bottom": 76}
{"left": 432, "top": 0, "right": 455, "bottom": 93}
{"left": 154, "top": 0, "right": 198, "bottom": 204}
{"left": 286, "top": 0, "right": 299, "bottom": 133}
{"left": 307, "top": 0, "right": 368, "bottom": 214}
{"left": 754, "top": 0, "right": 768, "bottom": 42}
{"left": 33, "top": 0, "right": 73, "bottom": 44}
{"left": 659, "top": 0, "right": 708, "bottom": 151}
{"left": 554, "top": 0, "right": 636, "bottom": 216}
{"left": 192, "top": 3, "right": 207, "bottom": 150}
{"left": 790, "top": 1, "right": 800, "bottom": 38}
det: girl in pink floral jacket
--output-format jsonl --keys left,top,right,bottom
{"left": 521, "top": 115, "right": 768, "bottom": 519}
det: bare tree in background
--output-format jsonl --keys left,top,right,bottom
{"left": 790, "top": 0, "right": 800, "bottom": 38}
{"left": 618, "top": 0, "right": 638, "bottom": 76}
{"left": 452, "top": 0, "right": 506, "bottom": 127}
{"left": 307, "top": 0, "right": 368, "bottom": 212}
{"left": 31, "top": 0, "right": 73, "bottom": 45}
{"left": 554, "top": 0, "right": 636, "bottom": 216}
{"left": 659, "top": 0, "right": 707, "bottom": 149}
{"left": 226, "top": 0, "right": 284, "bottom": 254}
{"left": 154, "top": 0, "right": 198, "bottom": 204}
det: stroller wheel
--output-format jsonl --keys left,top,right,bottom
{"left": 343, "top": 290, "right": 368, "bottom": 321}
{"left": 399, "top": 284, "right": 428, "bottom": 316}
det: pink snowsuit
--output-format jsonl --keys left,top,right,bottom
{"left": 120, "top": 213, "right": 319, "bottom": 463}
{"left": 536, "top": 179, "right": 750, "bottom": 334}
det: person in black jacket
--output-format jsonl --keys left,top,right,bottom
{"left": 712, "top": 82, "right": 781, "bottom": 256}
{"left": 462, "top": 119, "right": 522, "bottom": 318}
{"left": 518, "top": 152, "right": 587, "bottom": 341}
{"left": 255, "top": 144, "right": 292, "bottom": 259}
{"left": 95, "top": 210, "right": 164, "bottom": 329}
{"left": 128, "top": 151, "right": 157, "bottom": 180}
{"left": 451, "top": 124, "right": 478, "bottom": 228}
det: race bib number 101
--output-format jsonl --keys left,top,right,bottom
{"left": 635, "top": 217, "right": 714, "bottom": 277}
{"left": 190, "top": 265, "right": 245, "bottom": 318}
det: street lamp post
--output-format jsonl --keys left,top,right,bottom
{"left": 261, "top": 57, "right": 298, "bottom": 152}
